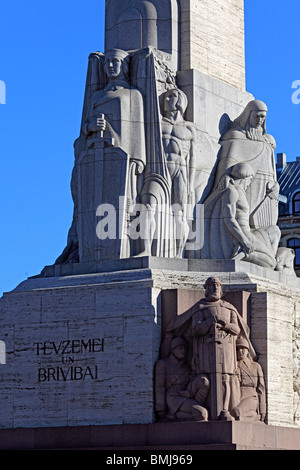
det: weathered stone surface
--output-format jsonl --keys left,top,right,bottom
{"left": 0, "top": 274, "right": 161, "bottom": 428}
{"left": 105, "top": 0, "right": 180, "bottom": 71}
{"left": 1, "top": 0, "right": 298, "bottom": 448}
{"left": 49, "top": 1, "right": 252, "bottom": 270}
{"left": 181, "top": 0, "right": 245, "bottom": 90}
{"left": 104, "top": 0, "right": 246, "bottom": 90}
{"left": 0, "top": 266, "right": 299, "bottom": 429}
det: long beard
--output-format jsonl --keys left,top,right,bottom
{"left": 208, "top": 292, "right": 222, "bottom": 301}
{"left": 246, "top": 124, "right": 264, "bottom": 141}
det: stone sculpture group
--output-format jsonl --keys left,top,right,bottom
{"left": 52, "top": 2, "right": 295, "bottom": 425}
{"left": 202, "top": 100, "right": 281, "bottom": 270}
{"left": 155, "top": 277, "right": 266, "bottom": 423}
{"left": 55, "top": 45, "right": 293, "bottom": 274}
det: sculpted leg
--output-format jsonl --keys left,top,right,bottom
{"left": 176, "top": 400, "right": 208, "bottom": 422}
{"left": 220, "top": 374, "right": 233, "bottom": 420}
{"left": 136, "top": 194, "right": 157, "bottom": 256}
{"left": 172, "top": 171, "right": 189, "bottom": 257}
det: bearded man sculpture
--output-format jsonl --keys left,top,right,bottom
{"left": 213, "top": 100, "right": 279, "bottom": 230}
{"left": 201, "top": 100, "right": 282, "bottom": 269}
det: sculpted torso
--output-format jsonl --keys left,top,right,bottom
{"left": 162, "top": 118, "right": 193, "bottom": 168}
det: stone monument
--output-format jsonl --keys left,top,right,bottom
{"left": 157, "top": 277, "right": 265, "bottom": 423}
{"left": 1, "top": 0, "right": 300, "bottom": 450}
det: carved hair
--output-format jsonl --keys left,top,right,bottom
{"left": 230, "top": 163, "right": 255, "bottom": 180}
{"left": 164, "top": 87, "right": 188, "bottom": 115}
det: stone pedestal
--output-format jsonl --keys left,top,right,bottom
{"left": 3, "top": 0, "right": 297, "bottom": 452}
{"left": 0, "top": 259, "right": 300, "bottom": 435}
{"left": 0, "top": 421, "right": 299, "bottom": 450}
{"left": 0, "top": 268, "right": 161, "bottom": 428}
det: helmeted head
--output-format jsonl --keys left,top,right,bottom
{"left": 236, "top": 336, "right": 250, "bottom": 360}
{"left": 170, "top": 336, "right": 188, "bottom": 359}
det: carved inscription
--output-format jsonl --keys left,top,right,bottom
{"left": 34, "top": 338, "right": 105, "bottom": 382}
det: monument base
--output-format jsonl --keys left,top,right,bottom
{"left": 0, "top": 421, "right": 299, "bottom": 450}
{"left": 1, "top": 259, "right": 300, "bottom": 431}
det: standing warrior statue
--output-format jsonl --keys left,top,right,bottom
{"left": 55, "top": 48, "right": 146, "bottom": 264}
{"left": 163, "top": 276, "right": 257, "bottom": 421}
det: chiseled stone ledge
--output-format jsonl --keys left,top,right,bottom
{"left": 0, "top": 421, "right": 299, "bottom": 450}
{"left": 32, "top": 256, "right": 300, "bottom": 291}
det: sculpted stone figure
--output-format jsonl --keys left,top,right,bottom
{"left": 161, "top": 88, "right": 196, "bottom": 256}
{"left": 161, "top": 88, "right": 196, "bottom": 209}
{"left": 163, "top": 276, "right": 257, "bottom": 421}
{"left": 191, "top": 277, "right": 242, "bottom": 420}
{"left": 231, "top": 337, "right": 266, "bottom": 422}
{"left": 201, "top": 100, "right": 284, "bottom": 270}
{"left": 83, "top": 48, "right": 146, "bottom": 200}
{"left": 139, "top": 87, "right": 195, "bottom": 258}
{"left": 275, "top": 247, "right": 296, "bottom": 275}
{"left": 202, "top": 163, "right": 281, "bottom": 269}
{"left": 55, "top": 48, "right": 146, "bottom": 264}
{"left": 154, "top": 337, "right": 209, "bottom": 422}
{"left": 213, "top": 100, "right": 279, "bottom": 231}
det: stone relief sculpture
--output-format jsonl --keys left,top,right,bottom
{"left": 201, "top": 100, "right": 285, "bottom": 271}
{"left": 154, "top": 337, "right": 209, "bottom": 422}
{"left": 162, "top": 88, "right": 196, "bottom": 211}
{"left": 190, "top": 276, "right": 243, "bottom": 420}
{"left": 213, "top": 100, "right": 279, "bottom": 224}
{"left": 55, "top": 48, "right": 146, "bottom": 264}
{"left": 54, "top": 44, "right": 203, "bottom": 265}
{"left": 231, "top": 337, "right": 266, "bottom": 422}
{"left": 201, "top": 163, "right": 280, "bottom": 269}
{"left": 82, "top": 49, "right": 145, "bottom": 165}
{"left": 82, "top": 48, "right": 146, "bottom": 220}
{"left": 51, "top": 31, "right": 286, "bottom": 271}
{"left": 156, "top": 276, "right": 266, "bottom": 422}
{"left": 275, "top": 247, "right": 296, "bottom": 276}
{"left": 162, "top": 88, "right": 196, "bottom": 256}
{"left": 138, "top": 86, "right": 195, "bottom": 258}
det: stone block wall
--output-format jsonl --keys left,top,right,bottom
{"left": 180, "top": 0, "right": 245, "bottom": 90}
{"left": 0, "top": 273, "right": 161, "bottom": 428}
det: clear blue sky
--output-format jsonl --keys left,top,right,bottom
{"left": 0, "top": 0, "right": 299, "bottom": 297}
